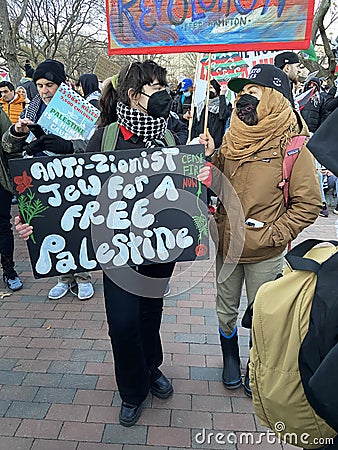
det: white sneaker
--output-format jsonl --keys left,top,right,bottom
{"left": 4, "top": 273, "right": 23, "bottom": 291}
{"left": 77, "top": 282, "right": 94, "bottom": 301}
{"left": 48, "top": 282, "right": 70, "bottom": 300}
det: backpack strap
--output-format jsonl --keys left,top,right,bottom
{"left": 278, "top": 135, "right": 306, "bottom": 207}
{"left": 285, "top": 238, "right": 338, "bottom": 272}
{"left": 164, "top": 129, "right": 176, "bottom": 147}
{"left": 101, "top": 124, "right": 175, "bottom": 152}
{"left": 287, "top": 239, "right": 338, "bottom": 258}
{"left": 101, "top": 122, "right": 119, "bottom": 152}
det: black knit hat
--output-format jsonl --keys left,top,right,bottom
{"left": 33, "top": 59, "right": 66, "bottom": 85}
{"left": 228, "top": 64, "right": 292, "bottom": 101}
{"left": 274, "top": 52, "right": 300, "bottom": 69}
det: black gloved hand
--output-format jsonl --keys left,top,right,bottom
{"left": 38, "top": 134, "right": 74, "bottom": 155}
{"left": 24, "top": 139, "right": 44, "bottom": 156}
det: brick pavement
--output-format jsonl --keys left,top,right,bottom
{"left": 0, "top": 208, "right": 336, "bottom": 450}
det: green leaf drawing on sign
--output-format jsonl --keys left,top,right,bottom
{"left": 18, "top": 189, "right": 49, "bottom": 244}
{"left": 192, "top": 181, "right": 208, "bottom": 243}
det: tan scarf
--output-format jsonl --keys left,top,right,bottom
{"left": 222, "top": 87, "right": 299, "bottom": 160}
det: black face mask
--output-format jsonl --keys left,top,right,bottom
{"left": 209, "top": 91, "right": 217, "bottom": 99}
{"left": 141, "top": 89, "right": 173, "bottom": 119}
{"left": 236, "top": 94, "right": 259, "bottom": 120}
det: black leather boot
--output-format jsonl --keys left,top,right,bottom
{"left": 119, "top": 401, "right": 143, "bottom": 427}
{"left": 243, "top": 362, "right": 252, "bottom": 397}
{"left": 219, "top": 327, "right": 242, "bottom": 389}
{"left": 151, "top": 373, "right": 173, "bottom": 399}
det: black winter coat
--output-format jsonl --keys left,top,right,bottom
{"left": 324, "top": 86, "right": 338, "bottom": 114}
{"left": 172, "top": 93, "right": 192, "bottom": 122}
{"left": 167, "top": 112, "right": 188, "bottom": 145}
{"left": 300, "top": 80, "right": 329, "bottom": 132}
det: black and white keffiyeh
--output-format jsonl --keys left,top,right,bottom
{"left": 196, "top": 96, "right": 220, "bottom": 121}
{"left": 20, "top": 94, "right": 43, "bottom": 122}
{"left": 116, "top": 102, "right": 168, "bottom": 147}
{"left": 208, "top": 96, "right": 220, "bottom": 115}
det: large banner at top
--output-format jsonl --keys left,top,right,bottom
{"left": 106, "top": 0, "right": 315, "bottom": 55}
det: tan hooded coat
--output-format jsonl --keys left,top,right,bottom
{"left": 211, "top": 87, "right": 322, "bottom": 263}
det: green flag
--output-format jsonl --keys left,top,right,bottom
{"left": 302, "top": 42, "right": 318, "bottom": 62}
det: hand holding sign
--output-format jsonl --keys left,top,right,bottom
{"left": 199, "top": 130, "right": 215, "bottom": 157}
{"left": 15, "top": 216, "right": 33, "bottom": 241}
{"left": 197, "top": 163, "right": 212, "bottom": 188}
{"left": 15, "top": 117, "right": 33, "bottom": 134}
{"left": 25, "top": 134, "right": 74, "bottom": 156}
{"left": 24, "top": 139, "right": 44, "bottom": 156}
{"left": 38, "top": 135, "right": 74, "bottom": 154}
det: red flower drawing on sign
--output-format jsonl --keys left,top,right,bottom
{"left": 14, "top": 171, "right": 33, "bottom": 194}
{"left": 195, "top": 244, "right": 208, "bottom": 257}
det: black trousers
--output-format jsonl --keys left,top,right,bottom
{"left": 103, "top": 261, "right": 175, "bottom": 405}
{"left": 0, "top": 184, "right": 15, "bottom": 276}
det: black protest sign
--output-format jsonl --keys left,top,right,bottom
{"left": 9, "top": 145, "right": 209, "bottom": 279}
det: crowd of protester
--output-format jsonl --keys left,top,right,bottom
{"left": 1, "top": 53, "right": 337, "bottom": 443}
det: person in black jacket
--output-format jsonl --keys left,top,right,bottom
{"left": 190, "top": 79, "right": 232, "bottom": 149}
{"left": 76, "top": 73, "right": 101, "bottom": 109}
{"left": 300, "top": 77, "right": 328, "bottom": 133}
{"left": 172, "top": 78, "right": 193, "bottom": 122}
{"left": 167, "top": 111, "right": 188, "bottom": 144}
{"left": 16, "top": 60, "right": 177, "bottom": 428}
{"left": 297, "top": 244, "right": 338, "bottom": 448}
{"left": 300, "top": 77, "right": 331, "bottom": 217}
{"left": 323, "top": 83, "right": 338, "bottom": 114}
{"left": 0, "top": 108, "right": 23, "bottom": 291}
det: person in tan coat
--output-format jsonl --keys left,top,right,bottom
{"left": 198, "top": 64, "right": 322, "bottom": 397}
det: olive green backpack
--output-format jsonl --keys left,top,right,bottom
{"left": 250, "top": 241, "right": 337, "bottom": 448}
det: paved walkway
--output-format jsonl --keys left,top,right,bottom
{"left": 0, "top": 207, "right": 336, "bottom": 450}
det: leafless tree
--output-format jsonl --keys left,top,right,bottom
{"left": 18, "top": 0, "right": 107, "bottom": 74}
{"left": 299, "top": 0, "right": 338, "bottom": 80}
{"left": 0, "top": 0, "right": 28, "bottom": 84}
{"left": 0, "top": 0, "right": 108, "bottom": 82}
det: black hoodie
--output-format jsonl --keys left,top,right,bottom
{"left": 300, "top": 77, "right": 328, "bottom": 132}
{"left": 77, "top": 74, "right": 101, "bottom": 108}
